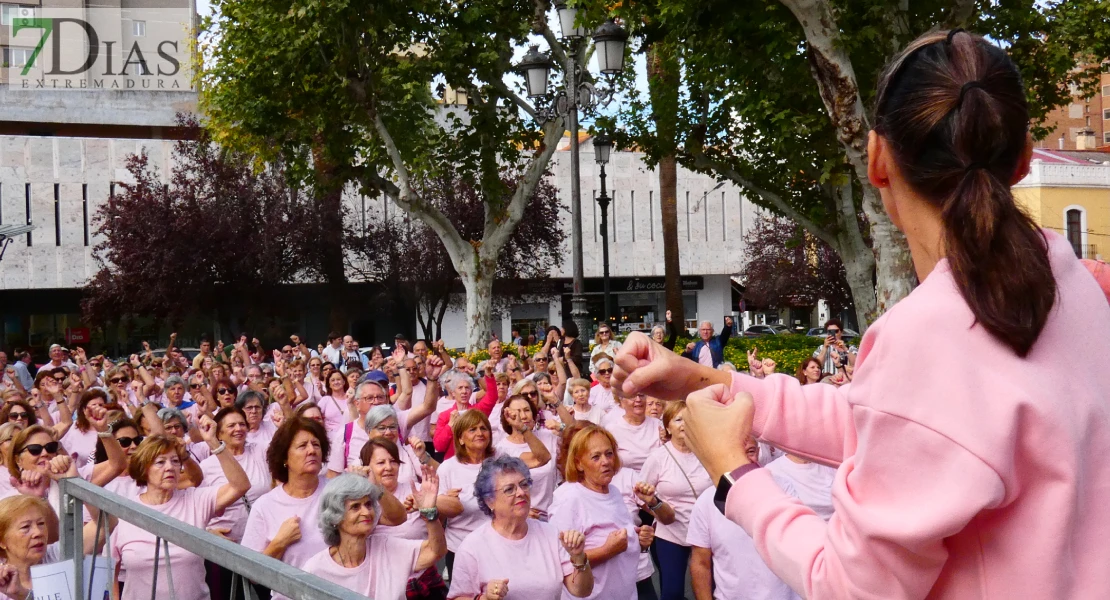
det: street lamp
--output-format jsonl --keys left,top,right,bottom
{"left": 515, "top": 14, "right": 628, "bottom": 341}
{"left": 593, "top": 133, "right": 613, "bottom": 323}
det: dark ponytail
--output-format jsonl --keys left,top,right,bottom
{"left": 874, "top": 30, "right": 1056, "bottom": 357}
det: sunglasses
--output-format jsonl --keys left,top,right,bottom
{"left": 8, "top": 411, "right": 30, "bottom": 421}
{"left": 52, "top": 376, "right": 65, "bottom": 383}
{"left": 189, "top": 383, "right": 202, "bottom": 389}
{"left": 21, "top": 441, "right": 60, "bottom": 456}
{"left": 116, "top": 436, "right": 145, "bottom": 448}
{"left": 110, "top": 378, "right": 128, "bottom": 384}
{"left": 217, "top": 388, "right": 234, "bottom": 394}
{"left": 827, "top": 329, "right": 840, "bottom": 334}
{"left": 597, "top": 368, "right": 613, "bottom": 375}
{"left": 523, "top": 390, "right": 539, "bottom": 399}
{"left": 599, "top": 331, "right": 611, "bottom": 335}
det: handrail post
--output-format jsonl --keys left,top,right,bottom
{"left": 60, "top": 491, "right": 86, "bottom": 600}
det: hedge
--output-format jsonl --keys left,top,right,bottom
{"left": 447, "top": 333, "right": 818, "bottom": 378}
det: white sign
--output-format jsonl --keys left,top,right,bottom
{"left": 30, "top": 557, "right": 113, "bottom": 600}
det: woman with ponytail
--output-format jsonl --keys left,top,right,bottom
{"left": 610, "top": 29, "right": 1110, "bottom": 599}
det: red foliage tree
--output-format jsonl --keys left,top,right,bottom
{"left": 82, "top": 118, "right": 316, "bottom": 329}
{"left": 349, "top": 168, "right": 565, "bottom": 340}
{"left": 739, "top": 213, "right": 853, "bottom": 315}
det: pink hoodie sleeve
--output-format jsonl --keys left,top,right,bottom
{"left": 727, "top": 372, "right": 855, "bottom": 466}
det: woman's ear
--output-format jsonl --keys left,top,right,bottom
{"left": 1011, "top": 133, "right": 1035, "bottom": 185}
{"left": 867, "top": 131, "right": 890, "bottom": 189}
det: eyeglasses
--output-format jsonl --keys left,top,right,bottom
{"left": 597, "top": 368, "right": 613, "bottom": 375}
{"left": 827, "top": 329, "right": 840, "bottom": 334}
{"left": 511, "top": 368, "right": 522, "bottom": 373}
{"left": 217, "top": 388, "right": 234, "bottom": 395}
{"left": 534, "top": 357, "right": 548, "bottom": 362}
{"left": 361, "top": 395, "right": 388, "bottom": 403}
{"left": 372, "top": 424, "right": 399, "bottom": 433}
{"left": 242, "top": 405, "right": 263, "bottom": 412}
{"left": 523, "top": 390, "right": 539, "bottom": 399}
{"left": 116, "top": 436, "right": 145, "bottom": 448}
{"left": 189, "top": 384, "right": 202, "bottom": 389}
{"left": 599, "top": 330, "right": 611, "bottom": 336}
{"left": 498, "top": 479, "right": 533, "bottom": 496}
{"left": 8, "top": 411, "right": 30, "bottom": 422}
{"left": 21, "top": 442, "right": 60, "bottom": 456}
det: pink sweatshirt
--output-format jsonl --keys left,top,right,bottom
{"left": 725, "top": 231, "right": 1110, "bottom": 599}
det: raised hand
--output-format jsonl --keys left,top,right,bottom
{"left": 746, "top": 348, "right": 762, "bottom": 371}
{"left": 408, "top": 436, "right": 428, "bottom": 460}
{"left": 613, "top": 332, "right": 721, "bottom": 400}
{"left": 637, "top": 524, "right": 655, "bottom": 549}
{"left": 42, "top": 376, "right": 62, "bottom": 398}
{"left": 484, "top": 579, "right": 509, "bottom": 600}
{"left": 197, "top": 414, "right": 219, "bottom": 445}
{"left": 0, "top": 564, "right": 29, "bottom": 599}
{"left": 544, "top": 417, "right": 561, "bottom": 432}
{"left": 559, "top": 530, "right": 586, "bottom": 558}
{"left": 761, "top": 358, "right": 777, "bottom": 374}
{"left": 633, "top": 481, "right": 658, "bottom": 506}
{"left": 685, "top": 342, "right": 696, "bottom": 353}
{"left": 130, "top": 354, "right": 142, "bottom": 368}
{"left": 47, "top": 454, "right": 73, "bottom": 479}
{"left": 89, "top": 405, "right": 110, "bottom": 432}
{"left": 415, "top": 465, "right": 439, "bottom": 509}
{"left": 604, "top": 528, "right": 628, "bottom": 554}
{"left": 683, "top": 385, "right": 757, "bottom": 481}
{"left": 725, "top": 315, "right": 734, "bottom": 328}
{"left": 12, "top": 470, "right": 48, "bottom": 498}
{"left": 392, "top": 347, "right": 406, "bottom": 364}
{"left": 424, "top": 355, "right": 445, "bottom": 380}
{"left": 666, "top": 309, "right": 672, "bottom": 323}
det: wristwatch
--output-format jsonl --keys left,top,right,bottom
{"left": 418, "top": 507, "right": 439, "bottom": 522}
{"left": 713, "top": 463, "right": 760, "bottom": 514}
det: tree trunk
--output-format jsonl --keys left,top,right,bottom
{"left": 837, "top": 237, "right": 877, "bottom": 332}
{"left": 310, "top": 142, "right": 350, "bottom": 334}
{"left": 862, "top": 187, "right": 916, "bottom": 316}
{"left": 459, "top": 263, "right": 495, "bottom": 352}
{"left": 434, "top": 294, "right": 449, "bottom": 342}
{"left": 648, "top": 42, "right": 686, "bottom": 326}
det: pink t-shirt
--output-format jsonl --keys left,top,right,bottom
{"left": 600, "top": 413, "right": 663, "bottom": 473}
{"left": 572, "top": 404, "right": 606, "bottom": 425}
{"left": 60, "top": 426, "right": 99, "bottom": 465}
{"left": 697, "top": 344, "right": 713, "bottom": 367}
{"left": 301, "top": 536, "right": 423, "bottom": 600}
{"left": 436, "top": 457, "right": 490, "bottom": 552}
{"left": 639, "top": 442, "right": 714, "bottom": 546}
{"left": 495, "top": 429, "right": 560, "bottom": 512}
{"left": 325, "top": 421, "right": 417, "bottom": 488}
{"left": 430, "top": 396, "right": 455, "bottom": 435}
{"left": 609, "top": 468, "right": 655, "bottom": 582}
{"left": 241, "top": 476, "right": 329, "bottom": 600}
{"left": 549, "top": 482, "right": 638, "bottom": 600}
{"left": 687, "top": 488, "right": 799, "bottom": 600}
{"left": 111, "top": 487, "right": 220, "bottom": 600}
{"left": 765, "top": 456, "right": 836, "bottom": 522}
{"left": 247, "top": 420, "right": 277, "bottom": 448}
{"left": 589, "top": 385, "right": 615, "bottom": 412}
{"left": 407, "top": 379, "right": 432, "bottom": 441}
{"left": 199, "top": 443, "right": 273, "bottom": 542}
{"left": 447, "top": 520, "right": 573, "bottom": 600}
{"left": 318, "top": 395, "right": 352, "bottom": 433}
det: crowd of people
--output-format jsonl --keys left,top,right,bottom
{"left": 0, "top": 317, "right": 834, "bottom": 600}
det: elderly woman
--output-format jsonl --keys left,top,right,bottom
{"left": 638, "top": 401, "right": 713, "bottom": 600}
{"left": 549, "top": 425, "right": 641, "bottom": 600}
{"left": 199, "top": 407, "right": 273, "bottom": 543}
{"left": 212, "top": 377, "right": 238, "bottom": 410}
{"left": 3, "top": 425, "right": 78, "bottom": 508}
{"left": 343, "top": 405, "right": 434, "bottom": 489}
{"left": 158, "top": 375, "right": 197, "bottom": 419}
{"left": 0, "top": 496, "right": 59, "bottom": 600}
{"left": 58, "top": 388, "right": 108, "bottom": 465}
{"left": 320, "top": 370, "right": 352, "bottom": 433}
{"left": 433, "top": 369, "right": 498, "bottom": 460}
{"left": 601, "top": 392, "right": 663, "bottom": 472}
{"left": 159, "top": 406, "right": 211, "bottom": 465}
{"left": 236, "top": 390, "right": 278, "bottom": 447}
{"left": 588, "top": 356, "right": 617, "bottom": 412}
{"left": 568, "top": 378, "right": 604, "bottom": 424}
{"left": 110, "top": 422, "right": 249, "bottom": 600}
{"left": 448, "top": 455, "right": 592, "bottom": 600}
{"left": 650, "top": 310, "right": 680, "bottom": 351}
{"left": 303, "top": 472, "right": 445, "bottom": 600}
{"left": 436, "top": 410, "right": 497, "bottom": 571}
{"left": 294, "top": 401, "right": 326, "bottom": 428}
{"left": 590, "top": 323, "right": 622, "bottom": 372}
{"left": 361, "top": 438, "right": 446, "bottom": 598}
{"left": 242, "top": 417, "right": 406, "bottom": 600}
{"left": 495, "top": 394, "right": 556, "bottom": 519}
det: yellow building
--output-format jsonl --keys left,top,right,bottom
{"left": 1013, "top": 148, "right": 1110, "bottom": 260}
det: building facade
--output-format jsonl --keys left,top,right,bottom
{"left": 1035, "top": 73, "right": 1110, "bottom": 151}
{"left": 1013, "top": 148, "right": 1110, "bottom": 260}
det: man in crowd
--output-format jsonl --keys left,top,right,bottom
{"left": 487, "top": 338, "right": 509, "bottom": 373}
{"left": 10, "top": 349, "right": 33, "bottom": 389}
{"left": 36, "top": 343, "right": 76, "bottom": 375}
{"left": 191, "top": 338, "right": 213, "bottom": 370}
{"left": 813, "top": 318, "right": 857, "bottom": 376}
{"left": 340, "top": 335, "right": 368, "bottom": 372}
{"left": 321, "top": 331, "right": 343, "bottom": 367}
{"left": 682, "top": 316, "right": 734, "bottom": 368}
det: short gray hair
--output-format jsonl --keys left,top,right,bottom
{"left": 474, "top": 455, "right": 531, "bottom": 518}
{"left": 235, "top": 389, "right": 266, "bottom": 410}
{"left": 163, "top": 375, "right": 186, "bottom": 390}
{"left": 364, "top": 404, "right": 398, "bottom": 432}
{"left": 157, "top": 407, "right": 188, "bottom": 432}
{"left": 439, "top": 369, "right": 474, "bottom": 393}
{"left": 530, "top": 372, "right": 551, "bottom": 385}
{"left": 650, "top": 325, "right": 665, "bottom": 338}
{"left": 594, "top": 357, "right": 614, "bottom": 370}
{"left": 318, "top": 474, "right": 384, "bottom": 547}
{"left": 355, "top": 380, "right": 387, "bottom": 399}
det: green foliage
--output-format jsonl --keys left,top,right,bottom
{"left": 672, "top": 334, "right": 818, "bottom": 376}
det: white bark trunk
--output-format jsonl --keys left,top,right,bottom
{"left": 458, "top": 260, "right": 496, "bottom": 352}
{"left": 780, "top": 0, "right": 917, "bottom": 324}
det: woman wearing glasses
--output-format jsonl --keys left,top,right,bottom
{"left": 447, "top": 455, "right": 592, "bottom": 600}
{"left": 589, "top": 324, "right": 622, "bottom": 374}
{"left": 588, "top": 357, "right": 617, "bottom": 413}
{"left": 495, "top": 393, "right": 555, "bottom": 519}
{"left": 1, "top": 426, "right": 79, "bottom": 508}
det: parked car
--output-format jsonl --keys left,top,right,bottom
{"left": 742, "top": 324, "right": 793, "bottom": 337}
{"left": 805, "top": 327, "right": 860, "bottom": 341}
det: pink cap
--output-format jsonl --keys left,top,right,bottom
{"left": 1081, "top": 259, "right": 1110, "bottom": 304}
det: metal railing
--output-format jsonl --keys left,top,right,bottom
{"left": 58, "top": 477, "right": 367, "bottom": 600}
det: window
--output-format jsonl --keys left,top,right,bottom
{"left": 1103, "top": 85, "right": 1110, "bottom": 97}
{"left": 1, "top": 4, "right": 33, "bottom": 25}
{"left": 1105, "top": 132, "right": 1110, "bottom": 144}
{"left": 1066, "top": 208, "right": 1084, "bottom": 258}
{"left": 132, "top": 20, "right": 146, "bottom": 37}
{"left": 1069, "top": 104, "right": 1083, "bottom": 119}
{"left": 1103, "top": 108, "right": 1110, "bottom": 121}
{"left": 3, "top": 47, "right": 32, "bottom": 68}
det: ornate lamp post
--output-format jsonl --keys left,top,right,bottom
{"left": 516, "top": 13, "right": 627, "bottom": 341}
{"left": 593, "top": 133, "right": 613, "bottom": 323}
